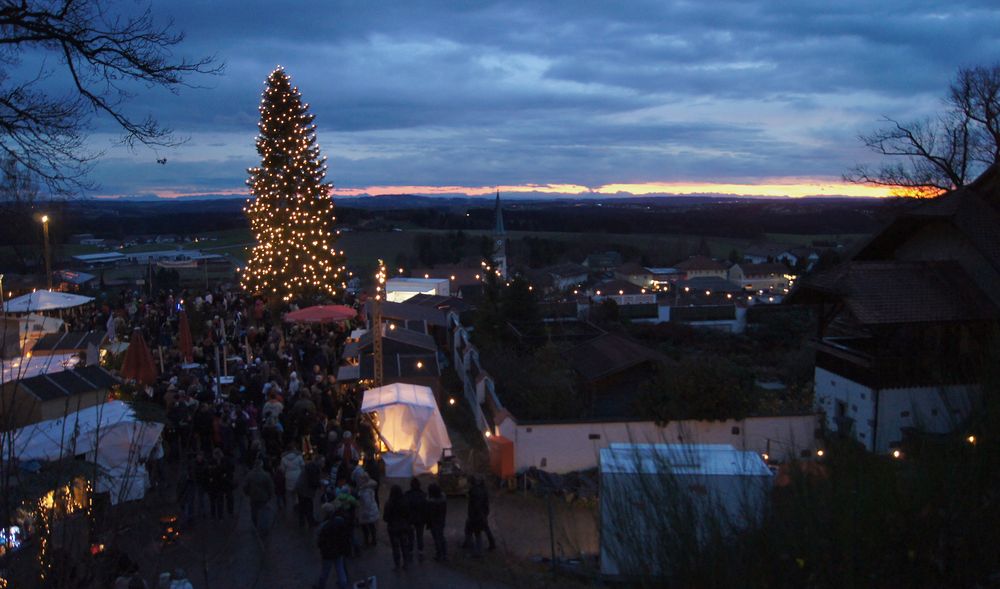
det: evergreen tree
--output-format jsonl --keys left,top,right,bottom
{"left": 241, "top": 67, "right": 345, "bottom": 302}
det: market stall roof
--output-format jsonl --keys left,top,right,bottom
{"left": 284, "top": 304, "right": 358, "bottom": 324}
{"left": 361, "top": 383, "right": 451, "bottom": 476}
{"left": 4, "top": 290, "right": 94, "bottom": 313}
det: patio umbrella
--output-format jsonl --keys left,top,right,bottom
{"left": 4, "top": 290, "right": 94, "bottom": 313}
{"left": 120, "top": 328, "right": 158, "bottom": 386}
{"left": 284, "top": 304, "right": 358, "bottom": 324}
{"left": 177, "top": 310, "right": 194, "bottom": 363}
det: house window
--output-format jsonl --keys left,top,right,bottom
{"left": 851, "top": 404, "right": 858, "bottom": 412}
{"left": 860, "top": 393, "right": 866, "bottom": 400}
{"left": 526, "top": 427, "right": 532, "bottom": 433}
{"left": 731, "top": 426, "right": 740, "bottom": 435}
{"left": 900, "top": 411, "right": 910, "bottom": 418}
{"left": 588, "top": 434, "right": 601, "bottom": 440}
{"left": 540, "top": 458, "right": 547, "bottom": 468}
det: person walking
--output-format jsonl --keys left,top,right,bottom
{"left": 296, "top": 456, "right": 323, "bottom": 528}
{"left": 426, "top": 483, "right": 448, "bottom": 561}
{"left": 243, "top": 459, "right": 275, "bottom": 534}
{"left": 383, "top": 484, "right": 413, "bottom": 570}
{"left": 315, "top": 504, "right": 351, "bottom": 589}
{"left": 280, "top": 443, "right": 305, "bottom": 513}
{"left": 356, "top": 472, "right": 379, "bottom": 547}
{"left": 404, "top": 478, "right": 428, "bottom": 562}
{"left": 464, "top": 477, "right": 496, "bottom": 556}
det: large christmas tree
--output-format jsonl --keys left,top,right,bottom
{"left": 242, "top": 67, "right": 345, "bottom": 302}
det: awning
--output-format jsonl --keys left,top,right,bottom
{"left": 4, "top": 290, "right": 95, "bottom": 313}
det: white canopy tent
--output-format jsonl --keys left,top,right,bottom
{"left": 4, "top": 290, "right": 94, "bottom": 313}
{"left": 12, "top": 401, "right": 163, "bottom": 504}
{"left": 361, "top": 383, "right": 451, "bottom": 477}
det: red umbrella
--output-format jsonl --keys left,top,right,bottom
{"left": 121, "top": 328, "right": 158, "bottom": 386}
{"left": 284, "top": 305, "right": 358, "bottom": 324}
{"left": 178, "top": 310, "right": 194, "bottom": 363}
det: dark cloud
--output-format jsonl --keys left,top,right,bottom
{"left": 62, "top": 0, "right": 1000, "bottom": 197}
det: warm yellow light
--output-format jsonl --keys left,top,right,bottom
{"left": 416, "top": 361, "right": 423, "bottom": 369}
{"left": 41, "top": 215, "right": 49, "bottom": 223}
{"left": 967, "top": 435, "right": 977, "bottom": 445}
{"left": 892, "top": 449, "right": 902, "bottom": 459}
{"left": 816, "top": 449, "right": 824, "bottom": 457}
{"left": 762, "top": 453, "right": 769, "bottom": 461}
{"left": 484, "top": 430, "right": 492, "bottom": 438}
{"left": 448, "top": 398, "right": 456, "bottom": 405}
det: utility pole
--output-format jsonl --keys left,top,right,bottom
{"left": 41, "top": 215, "right": 52, "bottom": 290}
{"left": 372, "top": 259, "right": 386, "bottom": 388}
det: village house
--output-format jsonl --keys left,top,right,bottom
{"left": 790, "top": 164, "right": 1000, "bottom": 454}
{"left": 728, "top": 262, "right": 791, "bottom": 292}
{"left": 673, "top": 255, "right": 728, "bottom": 280}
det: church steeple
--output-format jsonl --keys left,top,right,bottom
{"left": 494, "top": 189, "right": 505, "bottom": 235}
{"left": 492, "top": 189, "right": 508, "bottom": 279}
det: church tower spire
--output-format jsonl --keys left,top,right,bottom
{"left": 492, "top": 189, "right": 508, "bottom": 279}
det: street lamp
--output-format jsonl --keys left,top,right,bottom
{"left": 40, "top": 215, "right": 51, "bottom": 290}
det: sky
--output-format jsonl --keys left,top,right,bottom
{"left": 73, "top": 0, "right": 1000, "bottom": 200}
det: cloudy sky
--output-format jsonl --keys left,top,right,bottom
{"left": 78, "top": 0, "right": 1000, "bottom": 199}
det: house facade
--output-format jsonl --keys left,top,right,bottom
{"left": 792, "top": 166, "right": 1000, "bottom": 454}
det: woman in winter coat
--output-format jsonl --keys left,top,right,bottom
{"left": 279, "top": 443, "right": 304, "bottom": 510}
{"left": 383, "top": 484, "right": 413, "bottom": 570}
{"left": 356, "top": 472, "right": 380, "bottom": 547}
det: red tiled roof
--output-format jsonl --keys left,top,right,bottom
{"left": 674, "top": 255, "right": 727, "bottom": 272}
{"left": 799, "top": 261, "right": 998, "bottom": 325}
{"left": 740, "top": 263, "right": 788, "bottom": 277}
{"left": 566, "top": 333, "right": 667, "bottom": 381}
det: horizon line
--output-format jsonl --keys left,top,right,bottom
{"left": 92, "top": 179, "right": 904, "bottom": 200}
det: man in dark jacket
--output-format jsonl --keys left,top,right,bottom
{"left": 383, "top": 484, "right": 413, "bottom": 570}
{"left": 243, "top": 459, "right": 275, "bottom": 533}
{"left": 315, "top": 505, "right": 351, "bottom": 589}
{"left": 426, "top": 483, "right": 448, "bottom": 561}
{"left": 464, "top": 477, "right": 496, "bottom": 556}
{"left": 404, "top": 478, "right": 428, "bottom": 561}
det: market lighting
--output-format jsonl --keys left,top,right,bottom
{"left": 241, "top": 67, "right": 345, "bottom": 300}
{"left": 892, "top": 449, "right": 902, "bottom": 459}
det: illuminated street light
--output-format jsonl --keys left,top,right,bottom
{"left": 40, "top": 215, "right": 52, "bottom": 290}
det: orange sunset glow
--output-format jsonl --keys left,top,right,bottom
{"left": 96, "top": 180, "right": 907, "bottom": 200}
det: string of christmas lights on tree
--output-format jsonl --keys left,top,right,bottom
{"left": 241, "top": 66, "right": 346, "bottom": 302}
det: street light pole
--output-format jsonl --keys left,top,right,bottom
{"left": 41, "top": 215, "right": 52, "bottom": 290}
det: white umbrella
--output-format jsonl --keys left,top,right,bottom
{"left": 4, "top": 290, "right": 94, "bottom": 313}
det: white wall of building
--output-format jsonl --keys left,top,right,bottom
{"left": 496, "top": 414, "right": 817, "bottom": 473}
{"left": 814, "top": 367, "right": 978, "bottom": 453}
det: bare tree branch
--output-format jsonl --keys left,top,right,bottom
{"left": 0, "top": 0, "right": 222, "bottom": 193}
{"left": 846, "top": 63, "right": 1000, "bottom": 196}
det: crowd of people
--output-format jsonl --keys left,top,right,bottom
{"left": 89, "top": 284, "right": 497, "bottom": 588}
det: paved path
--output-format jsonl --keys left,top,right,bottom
{"left": 158, "top": 491, "right": 511, "bottom": 589}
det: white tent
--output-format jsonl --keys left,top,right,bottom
{"left": 599, "top": 443, "right": 773, "bottom": 578}
{"left": 361, "top": 383, "right": 451, "bottom": 477}
{"left": 12, "top": 401, "right": 164, "bottom": 504}
{"left": 5, "top": 290, "right": 94, "bottom": 313}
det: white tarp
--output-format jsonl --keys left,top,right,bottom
{"left": 12, "top": 401, "right": 164, "bottom": 504}
{"left": 5, "top": 290, "right": 94, "bottom": 313}
{"left": 1, "top": 352, "right": 80, "bottom": 382}
{"left": 361, "top": 383, "right": 451, "bottom": 477}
